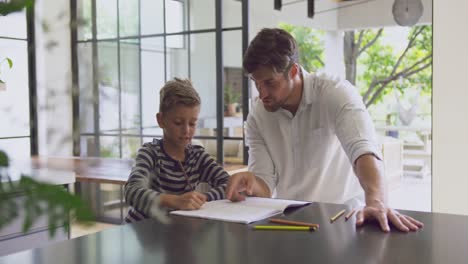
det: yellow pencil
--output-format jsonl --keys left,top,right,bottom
{"left": 330, "top": 209, "right": 346, "bottom": 223}
{"left": 269, "top": 218, "right": 320, "bottom": 229}
{"left": 253, "top": 225, "right": 317, "bottom": 231}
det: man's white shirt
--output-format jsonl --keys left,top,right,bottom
{"left": 246, "top": 70, "right": 382, "bottom": 203}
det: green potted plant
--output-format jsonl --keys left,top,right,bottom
{"left": 224, "top": 84, "right": 240, "bottom": 117}
{"left": 0, "top": 149, "right": 94, "bottom": 235}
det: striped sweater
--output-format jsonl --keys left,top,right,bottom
{"left": 124, "top": 138, "right": 229, "bottom": 223}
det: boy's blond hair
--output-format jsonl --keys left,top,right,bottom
{"left": 159, "top": 78, "right": 201, "bottom": 112}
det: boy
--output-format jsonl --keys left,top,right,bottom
{"left": 124, "top": 78, "right": 229, "bottom": 223}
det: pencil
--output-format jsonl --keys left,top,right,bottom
{"left": 330, "top": 209, "right": 346, "bottom": 223}
{"left": 253, "top": 225, "right": 317, "bottom": 231}
{"left": 345, "top": 208, "right": 356, "bottom": 221}
{"left": 269, "top": 218, "right": 320, "bottom": 229}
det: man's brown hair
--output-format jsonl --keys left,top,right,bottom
{"left": 243, "top": 28, "right": 299, "bottom": 75}
{"left": 159, "top": 78, "right": 201, "bottom": 112}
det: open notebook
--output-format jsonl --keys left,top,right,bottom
{"left": 169, "top": 197, "right": 311, "bottom": 224}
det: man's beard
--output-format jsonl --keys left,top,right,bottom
{"left": 263, "top": 94, "right": 289, "bottom": 112}
{"left": 263, "top": 102, "right": 281, "bottom": 112}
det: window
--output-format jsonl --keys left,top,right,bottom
{"left": 73, "top": 0, "right": 247, "bottom": 165}
{"left": 0, "top": 6, "right": 37, "bottom": 161}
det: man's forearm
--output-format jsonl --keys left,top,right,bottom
{"left": 354, "top": 154, "right": 387, "bottom": 205}
{"left": 253, "top": 176, "right": 272, "bottom": 198}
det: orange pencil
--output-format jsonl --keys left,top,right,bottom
{"left": 345, "top": 208, "right": 356, "bottom": 221}
{"left": 269, "top": 218, "right": 320, "bottom": 229}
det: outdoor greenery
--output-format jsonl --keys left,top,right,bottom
{"left": 352, "top": 26, "right": 432, "bottom": 107}
{"left": 280, "top": 23, "right": 432, "bottom": 109}
{"left": 0, "top": 0, "right": 33, "bottom": 16}
{"left": 279, "top": 23, "right": 325, "bottom": 73}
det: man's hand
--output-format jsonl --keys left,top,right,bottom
{"left": 226, "top": 172, "right": 257, "bottom": 202}
{"left": 353, "top": 154, "right": 423, "bottom": 232}
{"left": 355, "top": 200, "right": 424, "bottom": 232}
{"left": 171, "top": 192, "right": 207, "bottom": 210}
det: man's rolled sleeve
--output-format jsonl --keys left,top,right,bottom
{"left": 348, "top": 138, "right": 382, "bottom": 166}
{"left": 327, "top": 81, "right": 382, "bottom": 166}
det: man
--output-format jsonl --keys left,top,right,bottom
{"left": 226, "top": 28, "right": 423, "bottom": 232}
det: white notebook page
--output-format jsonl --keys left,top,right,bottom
{"left": 170, "top": 197, "right": 311, "bottom": 224}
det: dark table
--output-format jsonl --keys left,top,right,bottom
{"left": 1, "top": 202, "right": 467, "bottom": 263}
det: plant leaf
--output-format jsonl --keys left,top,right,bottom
{"left": 0, "top": 171, "right": 95, "bottom": 236}
{"left": 6, "top": 58, "right": 13, "bottom": 68}
{"left": 0, "top": 0, "right": 34, "bottom": 16}
{"left": 0, "top": 150, "right": 9, "bottom": 166}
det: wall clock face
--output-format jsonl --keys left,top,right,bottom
{"left": 392, "top": 0, "right": 424, "bottom": 26}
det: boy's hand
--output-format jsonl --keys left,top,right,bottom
{"left": 175, "top": 191, "right": 207, "bottom": 210}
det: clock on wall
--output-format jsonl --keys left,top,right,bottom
{"left": 392, "top": 0, "right": 424, "bottom": 27}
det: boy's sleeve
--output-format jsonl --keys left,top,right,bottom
{"left": 124, "top": 145, "right": 161, "bottom": 216}
{"left": 198, "top": 152, "right": 229, "bottom": 201}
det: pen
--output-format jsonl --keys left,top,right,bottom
{"left": 345, "top": 208, "right": 356, "bottom": 221}
{"left": 330, "top": 209, "right": 346, "bottom": 223}
{"left": 269, "top": 218, "right": 320, "bottom": 229}
{"left": 253, "top": 225, "right": 317, "bottom": 231}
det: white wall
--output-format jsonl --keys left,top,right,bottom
{"left": 250, "top": 0, "right": 432, "bottom": 37}
{"left": 249, "top": 0, "right": 338, "bottom": 39}
{"left": 433, "top": 1, "right": 468, "bottom": 215}
{"left": 323, "top": 31, "right": 345, "bottom": 79}
{"left": 338, "top": 0, "right": 432, "bottom": 30}
{"left": 35, "top": 0, "right": 73, "bottom": 156}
